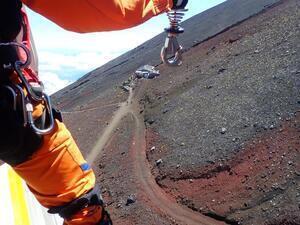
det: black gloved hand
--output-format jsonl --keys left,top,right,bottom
{"left": 172, "top": 0, "right": 188, "bottom": 9}
{"left": 0, "top": 0, "right": 23, "bottom": 42}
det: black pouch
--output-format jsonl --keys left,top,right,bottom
{"left": 0, "top": 86, "right": 43, "bottom": 166}
{"left": 0, "top": 6, "right": 43, "bottom": 165}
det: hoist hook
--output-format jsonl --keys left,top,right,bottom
{"left": 161, "top": 9, "right": 187, "bottom": 67}
{"left": 161, "top": 33, "right": 183, "bottom": 66}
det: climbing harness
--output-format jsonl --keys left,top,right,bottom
{"left": 0, "top": 42, "right": 55, "bottom": 135}
{"left": 161, "top": 8, "right": 188, "bottom": 66}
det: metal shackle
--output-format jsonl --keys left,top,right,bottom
{"left": 161, "top": 33, "right": 183, "bottom": 66}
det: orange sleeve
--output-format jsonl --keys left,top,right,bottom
{"left": 22, "top": 0, "right": 173, "bottom": 33}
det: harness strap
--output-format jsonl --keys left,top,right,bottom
{"left": 98, "top": 207, "right": 113, "bottom": 225}
{"left": 48, "top": 186, "right": 112, "bottom": 224}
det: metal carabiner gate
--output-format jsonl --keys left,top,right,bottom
{"left": 0, "top": 42, "right": 55, "bottom": 135}
{"left": 161, "top": 33, "right": 183, "bottom": 66}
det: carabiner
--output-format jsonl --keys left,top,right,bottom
{"left": 0, "top": 42, "right": 31, "bottom": 69}
{"left": 161, "top": 33, "right": 183, "bottom": 66}
{"left": 0, "top": 42, "right": 55, "bottom": 135}
{"left": 15, "top": 85, "right": 55, "bottom": 135}
{"left": 25, "top": 94, "right": 55, "bottom": 135}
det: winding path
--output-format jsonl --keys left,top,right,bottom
{"left": 61, "top": 102, "right": 120, "bottom": 114}
{"left": 87, "top": 88, "right": 225, "bottom": 225}
{"left": 87, "top": 89, "right": 134, "bottom": 164}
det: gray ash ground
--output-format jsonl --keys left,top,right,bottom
{"left": 144, "top": 0, "right": 300, "bottom": 172}
{"left": 51, "top": 0, "right": 300, "bottom": 224}
{"left": 142, "top": 0, "right": 300, "bottom": 224}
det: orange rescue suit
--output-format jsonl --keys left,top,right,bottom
{"left": 13, "top": 0, "right": 173, "bottom": 224}
{"left": 22, "top": 0, "right": 172, "bottom": 32}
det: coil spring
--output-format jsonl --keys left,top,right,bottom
{"left": 166, "top": 9, "right": 188, "bottom": 33}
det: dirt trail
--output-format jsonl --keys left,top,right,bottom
{"left": 87, "top": 89, "right": 134, "bottom": 164}
{"left": 86, "top": 87, "right": 225, "bottom": 225}
{"left": 130, "top": 109, "right": 226, "bottom": 225}
{"left": 61, "top": 102, "right": 120, "bottom": 114}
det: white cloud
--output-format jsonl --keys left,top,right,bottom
{"left": 37, "top": 50, "right": 122, "bottom": 94}
{"left": 39, "top": 51, "right": 118, "bottom": 73}
{"left": 39, "top": 71, "right": 71, "bottom": 95}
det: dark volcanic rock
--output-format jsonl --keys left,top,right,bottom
{"left": 126, "top": 195, "right": 136, "bottom": 206}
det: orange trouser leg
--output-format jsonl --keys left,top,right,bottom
{"left": 13, "top": 120, "right": 100, "bottom": 224}
{"left": 22, "top": 0, "right": 173, "bottom": 33}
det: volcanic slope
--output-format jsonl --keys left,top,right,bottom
{"left": 51, "top": 0, "right": 300, "bottom": 225}
{"left": 142, "top": 0, "right": 300, "bottom": 224}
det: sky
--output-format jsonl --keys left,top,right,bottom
{"left": 26, "top": 0, "right": 226, "bottom": 94}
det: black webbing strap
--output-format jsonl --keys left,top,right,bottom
{"left": 48, "top": 186, "right": 112, "bottom": 224}
{"left": 98, "top": 207, "right": 113, "bottom": 225}
{"left": 48, "top": 186, "right": 103, "bottom": 219}
{"left": 52, "top": 107, "right": 63, "bottom": 122}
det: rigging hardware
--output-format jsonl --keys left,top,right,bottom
{"left": 0, "top": 42, "right": 55, "bottom": 135}
{"left": 161, "top": 8, "right": 188, "bottom": 66}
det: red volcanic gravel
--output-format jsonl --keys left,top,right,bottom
{"left": 160, "top": 113, "right": 300, "bottom": 224}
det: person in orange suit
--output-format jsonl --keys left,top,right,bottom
{"left": 0, "top": 0, "right": 188, "bottom": 224}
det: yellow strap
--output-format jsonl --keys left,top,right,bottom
{"left": 8, "top": 168, "right": 31, "bottom": 225}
